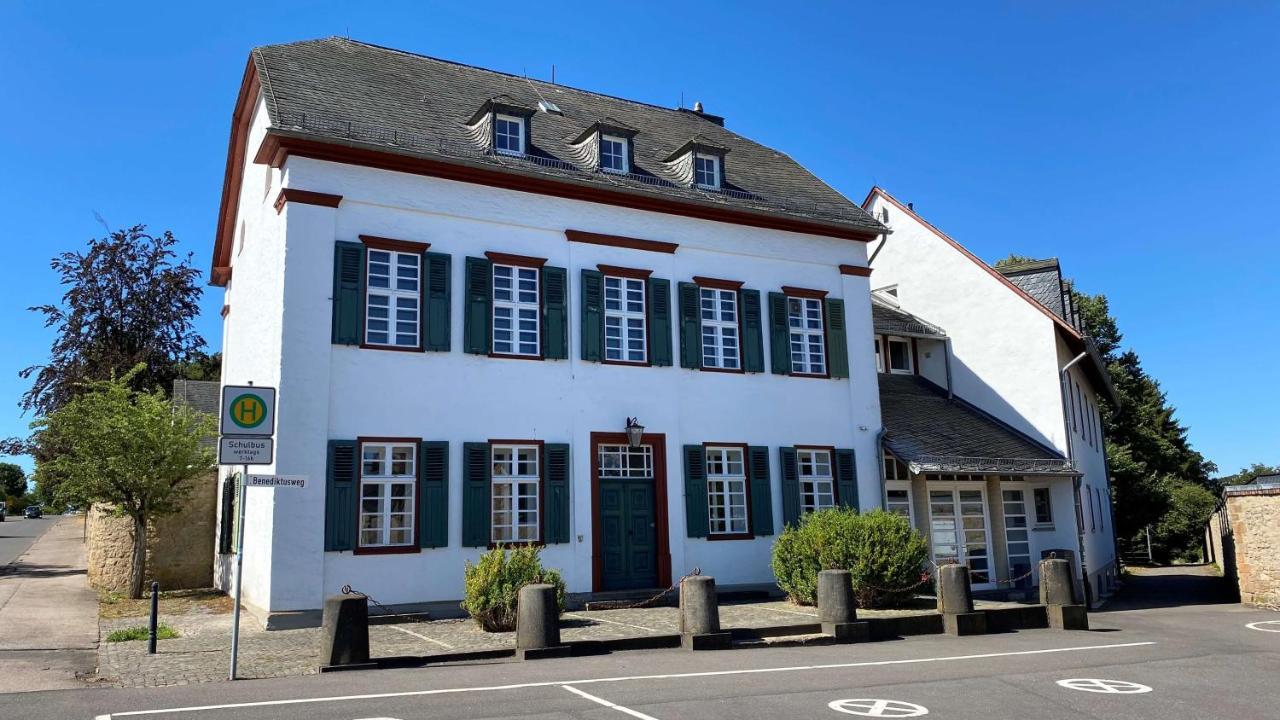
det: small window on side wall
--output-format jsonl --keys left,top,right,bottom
{"left": 600, "top": 134, "right": 628, "bottom": 173}
{"left": 1032, "top": 486, "right": 1054, "bottom": 527}
{"left": 693, "top": 153, "right": 720, "bottom": 189}
{"left": 874, "top": 337, "right": 884, "bottom": 373}
{"left": 887, "top": 336, "right": 913, "bottom": 374}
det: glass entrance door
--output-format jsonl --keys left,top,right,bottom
{"left": 928, "top": 485, "right": 992, "bottom": 587}
{"left": 1002, "top": 488, "right": 1032, "bottom": 589}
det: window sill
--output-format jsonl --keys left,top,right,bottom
{"left": 488, "top": 541, "right": 545, "bottom": 549}
{"left": 789, "top": 372, "right": 831, "bottom": 380}
{"left": 706, "top": 532, "right": 754, "bottom": 541}
{"left": 359, "top": 342, "right": 425, "bottom": 353}
{"left": 698, "top": 366, "right": 745, "bottom": 375}
{"left": 353, "top": 545, "right": 421, "bottom": 556}
{"left": 1032, "top": 525, "right": 1056, "bottom": 532}
{"left": 488, "top": 352, "right": 545, "bottom": 362}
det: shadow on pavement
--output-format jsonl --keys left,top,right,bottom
{"left": 1098, "top": 564, "right": 1236, "bottom": 612}
{"left": 0, "top": 563, "right": 89, "bottom": 579}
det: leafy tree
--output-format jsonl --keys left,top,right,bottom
{"left": 31, "top": 367, "right": 214, "bottom": 598}
{"left": 1214, "top": 462, "right": 1280, "bottom": 490}
{"left": 176, "top": 352, "right": 222, "bottom": 382}
{"left": 1151, "top": 479, "right": 1217, "bottom": 563}
{"left": 19, "top": 225, "right": 205, "bottom": 418}
{"left": 0, "top": 463, "right": 26, "bottom": 499}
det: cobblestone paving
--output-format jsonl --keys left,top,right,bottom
{"left": 97, "top": 597, "right": 1022, "bottom": 687}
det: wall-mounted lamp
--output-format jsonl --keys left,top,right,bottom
{"left": 625, "top": 417, "right": 645, "bottom": 449}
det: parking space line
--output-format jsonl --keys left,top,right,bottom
{"left": 565, "top": 612, "right": 659, "bottom": 632}
{"left": 387, "top": 624, "right": 455, "bottom": 649}
{"left": 103, "top": 640, "right": 1157, "bottom": 717}
{"left": 756, "top": 605, "right": 819, "bottom": 618}
{"left": 564, "top": 684, "right": 661, "bottom": 720}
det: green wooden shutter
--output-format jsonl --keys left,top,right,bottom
{"left": 331, "top": 242, "right": 365, "bottom": 345}
{"left": 648, "top": 277, "right": 672, "bottom": 366}
{"left": 423, "top": 252, "right": 451, "bottom": 352}
{"left": 463, "top": 257, "right": 492, "bottom": 355}
{"left": 826, "top": 298, "right": 849, "bottom": 379}
{"left": 581, "top": 269, "right": 604, "bottom": 362}
{"left": 542, "top": 265, "right": 568, "bottom": 359}
{"left": 741, "top": 289, "right": 764, "bottom": 373}
{"left": 678, "top": 282, "right": 702, "bottom": 369}
{"left": 779, "top": 446, "right": 800, "bottom": 527}
{"left": 835, "top": 448, "right": 858, "bottom": 510}
{"left": 769, "top": 292, "right": 791, "bottom": 375}
{"left": 325, "top": 439, "right": 358, "bottom": 551}
{"left": 419, "top": 441, "right": 449, "bottom": 548}
{"left": 748, "top": 445, "right": 774, "bottom": 536}
{"left": 544, "top": 443, "right": 571, "bottom": 544}
{"left": 683, "top": 445, "right": 708, "bottom": 538}
{"left": 461, "top": 442, "right": 491, "bottom": 547}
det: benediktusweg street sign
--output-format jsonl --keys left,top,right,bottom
{"left": 219, "top": 385, "right": 276, "bottom": 438}
{"left": 218, "top": 437, "right": 274, "bottom": 465}
{"left": 245, "top": 474, "right": 307, "bottom": 489}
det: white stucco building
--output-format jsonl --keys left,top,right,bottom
{"left": 210, "top": 38, "right": 888, "bottom": 627}
{"left": 863, "top": 187, "right": 1120, "bottom": 605}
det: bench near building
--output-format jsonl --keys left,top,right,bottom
{"left": 209, "top": 38, "right": 1119, "bottom": 627}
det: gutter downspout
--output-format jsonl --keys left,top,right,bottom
{"left": 876, "top": 427, "right": 888, "bottom": 509}
{"left": 944, "top": 338, "right": 955, "bottom": 400}
{"left": 1060, "top": 351, "right": 1091, "bottom": 605}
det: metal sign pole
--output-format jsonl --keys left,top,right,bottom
{"left": 229, "top": 463, "right": 248, "bottom": 680}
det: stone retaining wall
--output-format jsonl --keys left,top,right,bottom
{"left": 87, "top": 471, "right": 217, "bottom": 592}
{"left": 1223, "top": 487, "right": 1280, "bottom": 608}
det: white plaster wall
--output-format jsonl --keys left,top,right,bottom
{"left": 1056, "top": 339, "right": 1117, "bottom": 579}
{"left": 915, "top": 337, "right": 948, "bottom": 389}
{"left": 866, "top": 195, "right": 1065, "bottom": 453}
{"left": 229, "top": 155, "right": 882, "bottom": 612}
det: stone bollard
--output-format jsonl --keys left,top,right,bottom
{"left": 319, "top": 594, "right": 371, "bottom": 668}
{"left": 936, "top": 564, "right": 987, "bottom": 636}
{"left": 515, "top": 584, "right": 570, "bottom": 660}
{"left": 817, "top": 570, "right": 869, "bottom": 643}
{"left": 679, "top": 575, "right": 731, "bottom": 650}
{"left": 1039, "top": 558, "right": 1089, "bottom": 630}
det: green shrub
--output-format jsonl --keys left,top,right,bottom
{"left": 771, "top": 508, "right": 929, "bottom": 609}
{"left": 105, "top": 624, "right": 179, "bottom": 642}
{"left": 461, "top": 545, "right": 566, "bottom": 632}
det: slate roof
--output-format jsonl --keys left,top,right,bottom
{"left": 996, "top": 259, "right": 1066, "bottom": 319}
{"left": 879, "top": 374, "right": 1075, "bottom": 475}
{"left": 172, "top": 380, "right": 219, "bottom": 415}
{"left": 250, "top": 38, "right": 883, "bottom": 235}
{"left": 871, "top": 295, "right": 945, "bottom": 338}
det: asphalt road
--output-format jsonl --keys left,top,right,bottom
{"left": 9, "top": 566, "right": 1280, "bottom": 720}
{"left": 0, "top": 514, "right": 59, "bottom": 566}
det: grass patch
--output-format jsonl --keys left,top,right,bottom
{"left": 99, "top": 588, "right": 232, "bottom": 619}
{"left": 105, "top": 625, "right": 180, "bottom": 643}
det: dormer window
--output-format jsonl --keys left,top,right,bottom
{"left": 494, "top": 113, "right": 525, "bottom": 156}
{"left": 600, "top": 134, "right": 628, "bottom": 174}
{"left": 694, "top": 153, "right": 720, "bottom": 189}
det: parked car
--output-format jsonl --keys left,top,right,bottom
{"left": 24, "top": 505, "right": 42, "bottom": 519}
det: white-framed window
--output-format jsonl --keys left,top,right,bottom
{"left": 886, "top": 482, "right": 914, "bottom": 525}
{"left": 887, "top": 336, "right": 913, "bottom": 374}
{"left": 359, "top": 442, "right": 416, "bottom": 548}
{"left": 600, "top": 134, "right": 628, "bottom": 173}
{"left": 798, "top": 448, "right": 836, "bottom": 514}
{"left": 491, "top": 444, "right": 540, "bottom": 543}
{"left": 366, "top": 249, "right": 421, "bottom": 348}
{"left": 883, "top": 451, "right": 911, "bottom": 481}
{"left": 494, "top": 113, "right": 525, "bottom": 156}
{"left": 875, "top": 337, "right": 884, "bottom": 373}
{"left": 604, "top": 275, "right": 646, "bottom": 363}
{"left": 598, "top": 443, "right": 653, "bottom": 479}
{"left": 706, "top": 446, "right": 748, "bottom": 535}
{"left": 693, "top": 153, "right": 720, "bottom": 189}
{"left": 1002, "top": 487, "right": 1033, "bottom": 589}
{"left": 493, "top": 264, "right": 540, "bottom": 356}
{"left": 700, "top": 287, "right": 740, "bottom": 370}
{"left": 787, "top": 296, "right": 826, "bottom": 375}
{"left": 1032, "top": 485, "right": 1054, "bottom": 527}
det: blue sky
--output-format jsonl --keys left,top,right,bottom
{"left": 1, "top": 2, "right": 1276, "bottom": 478}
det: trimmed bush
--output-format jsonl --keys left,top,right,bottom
{"left": 771, "top": 508, "right": 929, "bottom": 609}
{"left": 461, "top": 545, "right": 566, "bottom": 632}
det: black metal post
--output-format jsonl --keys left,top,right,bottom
{"left": 148, "top": 581, "right": 159, "bottom": 654}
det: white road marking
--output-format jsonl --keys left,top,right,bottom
{"left": 563, "top": 684, "right": 662, "bottom": 720}
{"left": 387, "top": 624, "right": 455, "bottom": 649}
{"left": 1245, "top": 620, "right": 1280, "bottom": 633}
{"left": 1056, "top": 678, "right": 1152, "bottom": 694}
{"left": 829, "top": 698, "right": 929, "bottom": 717}
{"left": 565, "top": 612, "right": 659, "bottom": 632}
{"left": 104, "top": 640, "right": 1157, "bottom": 717}
{"left": 757, "top": 605, "right": 819, "bottom": 618}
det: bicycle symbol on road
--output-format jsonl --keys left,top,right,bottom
{"left": 1057, "top": 678, "right": 1152, "bottom": 694}
{"left": 829, "top": 698, "right": 930, "bottom": 717}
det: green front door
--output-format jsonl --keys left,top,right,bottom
{"left": 599, "top": 444, "right": 659, "bottom": 591}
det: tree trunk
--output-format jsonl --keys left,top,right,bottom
{"left": 129, "top": 514, "right": 148, "bottom": 600}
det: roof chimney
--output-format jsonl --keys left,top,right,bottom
{"left": 907, "top": 202, "right": 914, "bottom": 211}
{"left": 693, "top": 101, "right": 704, "bottom": 112}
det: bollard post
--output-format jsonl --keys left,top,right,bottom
{"left": 816, "top": 570, "right": 869, "bottom": 643}
{"left": 318, "top": 594, "right": 371, "bottom": 669}
{"left": 515, "top": 584, "right": 569, "bottom": 660}
{"left": 678, "top": 575, "right": 731, "bottom": 650}
{"left": 147, "top": 581, "right": 159, "bottom": 655}
{"left": 936, "top": 564, "right": 987, "bottom": 636}
{"left": 1039, "top": 558, "right": 1088, "bottom": 630}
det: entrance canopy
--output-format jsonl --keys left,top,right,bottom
{"left": 879, "top": 374, "right": 1076, "bottom": 477}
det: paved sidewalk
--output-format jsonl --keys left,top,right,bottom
{"left": 0, "top": 516, "right": 100, "bottom": 693}
{"left": 97, "top": 595, "right": 1023, "bottom": 687}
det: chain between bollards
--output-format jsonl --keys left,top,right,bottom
{"left": 147, "top": 581, "right": 159, "bottom": 655}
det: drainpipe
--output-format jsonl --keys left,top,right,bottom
{"left": 943, "top": 338, "right": 955, "bottom": 400}
{"left": 876, "top": 427, "right": 888, "bottom": 509}
{"left": 1059, "top": 351, "right": 1091, "bottom": 603}
{"left": 867, "top": 227, "right": 892, "bottom": 266}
